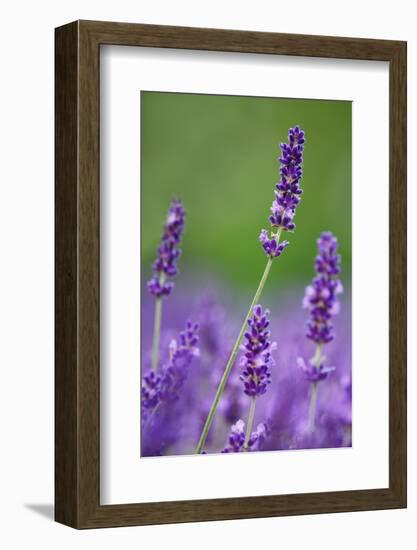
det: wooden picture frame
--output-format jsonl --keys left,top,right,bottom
{"left": 55, "top": 20, "right": 407, "bottom": 528}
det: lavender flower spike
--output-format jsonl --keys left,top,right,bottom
{"left": 240, "top": 305, "right": 275, "bottom": 397}
{"left": 147, "top": 199, "right": 186, "bottom": 298}
{"left": 260, "top": 125, "right": 305, "bottom": 259}
{"left": 303, "top": 231, "right": 343, "bottom": 345}
{"left": 148, "top": 199, "right": 186, "bottom": 370}
{"left": 160, "top": 320, "right": 200, "bottom": 403}
{"left": 300, "top": 231, "right": 343, "bottom": 432}
{"left": 142, "top": 320, "right": 199, "bottom": 424}
{"left": 239, "top": 305, "right": 275, "bottom": 449}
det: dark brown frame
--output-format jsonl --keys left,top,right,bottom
{"left": 55, "top": 20, "right": 407, "bottom": 529}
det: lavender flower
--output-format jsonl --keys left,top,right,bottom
{"left": 141, "top": 320, "right": 199, "bottom": 424}
{"left": 147, "top": 199, "right": 185, "bottom": 298}
{"left": 160, "top": 321, "right": 200, "bottom": 403}
{"left": 248, "top": 422, "right": 269, "bottom": 451}
{"left": 222, "top": 419, "right": 269, "bottom": 453}
{"left": 259, "top": 230, "right": 289, "bottom": 258}
{"left": 303, "top": 232, "right": 343, "bottom": 345}
{"left": 300, "top": 231, "right": 343, "bottom": 432}
{"left": 259, "top": 125, "right": 305, "bottom": 258}
{"left": 238, "top": 305, "right": 276, "bottom": 450}
{"left": 148, "top": 199, "right": 186, "bottom": 370}
{"left": 141, "top": 370, "right": 162, "bottom": 423}
{"left": 297, "top": 357, "right": 335, "bottom": 383}
{"left": 221, "top": 419, "right": 245, "bottom": 452}
{"left": 240, "top": 305, "right": 275, "bottom": 397}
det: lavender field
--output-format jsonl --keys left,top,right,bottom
{"left": 141, "top": 285, "right": 351, "bottom": 457}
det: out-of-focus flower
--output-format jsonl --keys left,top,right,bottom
{"left": 147, "top": 199, "right": 185, "bottom": 298}
{"left": 240, "top": 305, "right": 275, "bottom": 397}
{"left": 195, "top": 294, "right": 229, "bottom": 359}
{"left": 303, "top": 231, "right": 343, "bottom": 344}
{"left": 222, "top": 419, "right": 269, "bottom": 453}
{"left": 160, "top": 321, "right": 200, "bottom": 402}
{"left": 141, "top": 370, "right": 163, "bottom": 423}
{"left": 297, "top": 357, "right": 335, "bottom": 382}
{"left": 141, "top": 320, "right": 199, "bottom": 424}
{"left": 248, "top": 422, "right": 269, "bottom": 451}
{"left": 299, "top": 232, "right": 343, "bottom": 432}
{"left": 221, "top": 419, "right": 245, "bottom": 452}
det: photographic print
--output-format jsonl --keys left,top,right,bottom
{"left": 140, "top": 91, "right": 352, "bottom": 458}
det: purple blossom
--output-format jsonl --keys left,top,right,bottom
{"left": 260, "top": 126, "right": 305, "bottom": 258}
{"left": 259, "top": 229, "right": 289, "bottom": 258}
{"left": 141, "top": 320, "right": 199, "bottom": 424}
{"left": 141, "top": 370, "right": 163, "bottom": 422}
{"left": 239, "top": 305, "right": 275, "bottom": 397}
{"left": 297, "top": 357, "right": 336, "bottom": 382}
{"left": 221, "top": 419, "right": 245, "bottom": 452}
{"left": 160, "top": 321, "right": 200, "bottom": 403}
{"left": 147, "top": 199, "right": 185, "bottom": 298}
{"left": 289, "top": 126, "right": 306, "bottom": 145}
{"left": 222, "top": 419, "right": 269, "bottom": 453}
{"left": 273, "top": 126, "right": 305, "bottom": 227}
{"left": 271, "top": 126, "right": 305, "bottom": 230}
{"left": 248, "top": 422, "right": 269, "bottom": 451}
{"left": 315, "top": 231, "right": 342, "bottom": 276}
{"left": 303, "top": 232, "right": 343, "bottom": 344}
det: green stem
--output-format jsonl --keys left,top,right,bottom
{"left": 307, "top": 343, "right": 322, "bottom": 433}
{"left": 151, "top": 274, "right": 165, "bottom": 370}
{"left": 195, "top": 252, "right": 276, "bottom": 454}
{"left": 244, "top": 397, "right": 256, "bottom": 451}
{"left": 146, "top": 401, "right": 161, "bottom": 426}
{"left": 312, "top": 343, "right": 322, "bottom": 367}
{"left": 308, "top": 382, "right": 318, "bottom": 433}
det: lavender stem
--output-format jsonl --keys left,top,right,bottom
{"left": 195, "top": 240, "right": 278, "bottom": 454}
{"left": 151, "top": 273, "right": 165, "bottom": 370}
{"left": 244, "top": 397, "right": 256, "bottom": 450}
{"left": 145, "top": 401, "right": 161, "bottom": 426}
{"left": 308, "top": 382, "right": 318, "bottom": 433}
{"left": 307, "top": 344, "right": 322, "bottom": 432}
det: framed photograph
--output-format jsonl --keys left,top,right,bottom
{"left": 55, "top": 20, "right": 407, "bottom": 528}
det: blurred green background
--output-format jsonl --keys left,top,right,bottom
{"left": 141, "top": 91, "right": 351, "bottom": 293}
